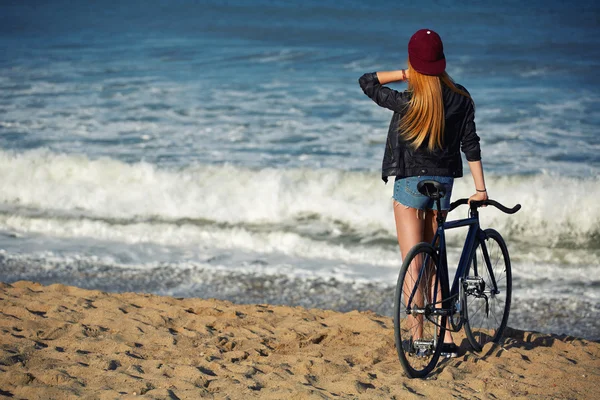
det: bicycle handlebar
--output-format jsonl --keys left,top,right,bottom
{"left": 449, "top": 198, "right": 521, "bottom": 214}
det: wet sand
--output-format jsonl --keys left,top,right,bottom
{"left": 1, "top": 281, "right": 598, "bottom": 399}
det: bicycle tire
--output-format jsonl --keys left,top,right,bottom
{"left": 394, "top": 242, "right": 448, "bottom": 378}
{"left": 463, "top": 229, "right": 512, "bottom": 351}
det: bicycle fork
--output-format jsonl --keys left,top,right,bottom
{"left": 461, "top": 237, "right": 499, "bottom": 318}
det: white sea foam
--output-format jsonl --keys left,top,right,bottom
{"left": 0, "top": 214, "right": 401, "bottom": 268}
{"left": 0, "top": 149, "right": 598, "bottom": 251}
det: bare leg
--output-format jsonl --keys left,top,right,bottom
{"left": 424, "top": 209, "right": 454, "bottom": 344}
{"left": 394, "top": 201, "right": 425, "bottom": 340}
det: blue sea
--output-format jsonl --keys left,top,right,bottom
{"left": 1, "top": 0, "right": 599, "bottom": 340}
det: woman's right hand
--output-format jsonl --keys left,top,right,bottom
{"left": 468, "top": 190, "right": 488, "bottom": 205}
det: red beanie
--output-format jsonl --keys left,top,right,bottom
{"left": 408, "top": 29, "right": 446, "bottom": 76}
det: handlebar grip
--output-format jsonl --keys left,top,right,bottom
{"left": 449, "top": 198, "right": 521, "bottom": 214}
{"left": 486, "top": 200, "right": 521, "bottom": 214}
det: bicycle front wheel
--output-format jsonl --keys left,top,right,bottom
{"left": 394, "top": 242, "right": 448, "bottom": 378}
{"left": 463, "top": 229, "right": 512, "bottom": 351}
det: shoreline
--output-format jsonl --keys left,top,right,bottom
{"left": 1, "top": 280, "right": 598, "bottom": 399}
{"left": 3, "top": 255, "right": 597, "bottom": 342}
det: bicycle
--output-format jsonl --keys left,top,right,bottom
{"left": 393, "top": 180, "right": 521, "bottom": 378}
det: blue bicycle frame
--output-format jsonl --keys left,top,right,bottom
{"left": 406, "top": 208, "right": 499, "bottom": 323}
{"left": 435, "top": 215, "right": 480, "bottom": 299}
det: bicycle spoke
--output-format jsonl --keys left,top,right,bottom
{"left": 468, "top": 296, "right": 487, "bottom": 318}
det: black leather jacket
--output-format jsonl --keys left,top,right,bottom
{"left": 359, "top": 72, "right": 481, "bottom": 183}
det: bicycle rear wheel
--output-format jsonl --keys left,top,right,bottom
{"left": 394, "top": 242, "right": 448, "bottom": 378}
{"left": 463, "top": 229, "right": 512, "bottom": 351}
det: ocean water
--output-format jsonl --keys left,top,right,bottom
{"left": 1, "top": 0, "right": 599, "bottom": 340}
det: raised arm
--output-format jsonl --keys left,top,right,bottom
{"left": 376, "top": 69, "right": 410, "bottom": 84}
{"left": 358, "top": 70, "right": 410, "bottom": 113}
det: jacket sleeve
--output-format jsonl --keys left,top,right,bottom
{"left": 358, "top": 72, "right": 409, "bottom": 113}
{"left": 460, "top": 101, "right": 481, "bottom": 161}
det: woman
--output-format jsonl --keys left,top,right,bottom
{"left": 359, "top": 29, "right": 488, "bottom": 357}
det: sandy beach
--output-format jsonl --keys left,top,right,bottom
{"left": 0, "top": 280, "right": 598, "bottom": 399}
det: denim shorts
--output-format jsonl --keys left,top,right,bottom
{"left": 393, "top": 176, "right": 454, "bottom": 211}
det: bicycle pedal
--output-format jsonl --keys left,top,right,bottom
{"left": 463, "top": 276, "right": 485, "bottom": 292}
{"left": 412, "top": 339, "right": 435, "bottom": 356}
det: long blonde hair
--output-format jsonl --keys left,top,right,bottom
{"left": 398, "top": 61, "right": 470, "bottom": 151}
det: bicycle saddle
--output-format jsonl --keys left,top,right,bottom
{"left": 417, "top": 180, "right": 447, "bottom": 200}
